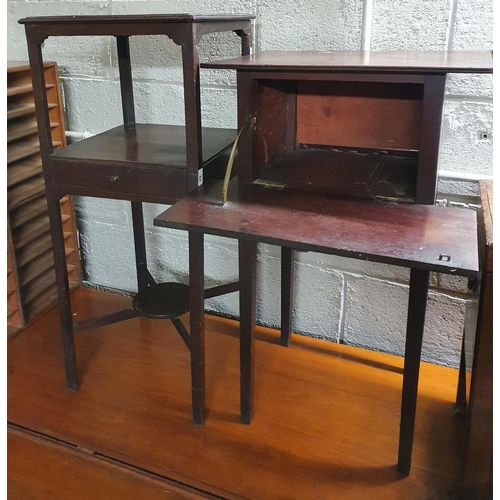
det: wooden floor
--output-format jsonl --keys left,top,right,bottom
{"left": 8, "top": 287, "right": 467, "bottom": 499}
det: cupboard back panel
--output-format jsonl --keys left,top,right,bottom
{"left": 296, "top": 81, "right": 424, "bottom": 151}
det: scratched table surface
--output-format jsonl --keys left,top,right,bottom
{"left": 202, "top": 50, "right": 493, "bottom": 74}
{"left": 154, "top": 179, "right": 479, "bottom": 277}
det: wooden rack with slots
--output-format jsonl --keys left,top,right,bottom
{"left": 7, "top": 61, "right": 81, "bottom": 337}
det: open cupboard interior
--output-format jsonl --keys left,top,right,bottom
{"left": 244, "top": 75, "right": 428, "bottom": 203}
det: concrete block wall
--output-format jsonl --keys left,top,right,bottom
{"left": 7, "top": 0, "right": 492, "bottom": 367}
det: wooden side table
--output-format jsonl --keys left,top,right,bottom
{"left": 154, "top": 50, "right": 492, "bottom": 475}
{"left": 154, "top": 178, "right": 480, "bottom": 476}
{"left": 19, "top": 14, "right": 254, "bottom": 425}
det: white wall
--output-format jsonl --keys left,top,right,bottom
{"left": 7, "top": 0, "right": 493, "bottom": 367}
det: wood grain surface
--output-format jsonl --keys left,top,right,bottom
{"left": 479, "top": 180, "right": 493, "bottom": 273}
{"left": 51, "top": 125, "right": 236, "bottom": 167}
{"left": 19, "top": 14, "right": 255, "bottom": 25}
{"left": 8, "top": 425, "right": 219, "bottom": 500}
{"left": 8, "top": 287, "right": 467, "bottom": 500}
{"left": 154, "top": 179, "right": 478, "bottom": 276}
{"left": 256, "top": 147, "right": 418, "bottom": 202}
{"left": 296, "top": 81, "right": 423, "bottom": 150}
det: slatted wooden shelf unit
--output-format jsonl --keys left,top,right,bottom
{"left": 7, "top": 61, "right": 81, "bottom": 337}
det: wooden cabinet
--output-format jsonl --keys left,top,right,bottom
{"left": 7, "top": 61, "right": 81, "bottom": 337}
{"left": 205, "top": 51, "right": 492, "bottom": 206}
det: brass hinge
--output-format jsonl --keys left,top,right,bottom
{"left": 375, "top": 195, "right": 400, "bottom": 203}
{"left": 253, "top": 179, "right": 286, "bottom": 190}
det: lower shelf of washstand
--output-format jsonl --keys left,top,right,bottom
{"left": 132, "top": 282, "right": 190, "bottom": 319}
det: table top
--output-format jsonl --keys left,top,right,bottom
{"left": 18, "top": 14, "right": 255, "bottom": 25}
{"left": 154, "top": 179, "right": 479, "bottom": 277}
{"left": 19, "top": 14, "right": 254, "bottom": 39}
{"left": 202, "top": 50, "right": 493, "bottom": 74}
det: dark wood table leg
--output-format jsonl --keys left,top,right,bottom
{"left": 397, "top": 267, "right": 429, "bottom": 475}
{"left": 415, "top": 74, "right": 446, "bottom": 205}
{"left": 237, "top": 26, "right": 253, "bottom": 56}
{"left": 239, "top": 239, "right": 257, "bottom": 424}
{"left": 189, "top": 231, "right": 205, "bottom": 426}
{"left": 455, "top": 276, "right": 480, "bottom": 415}
{"left": 281, "top": 247, "right": 294, "bottom": 347}
{"left": 131, "top": 201, "right": 155, "bottom": 292}
{"left": 455, "top": 337, "right": 468, "bottom": 414}
{"left": 47, "top": 194, "right": 78, "bottom": 391}
{"left": 461, "top": 270, "right": 493, "bottom": 499}
{"left": 182, "top": 43, "right": 203, "bottom": 194}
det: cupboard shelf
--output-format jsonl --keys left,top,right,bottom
{"left": 254, "top": 146, "right": 418, "bottom": 202}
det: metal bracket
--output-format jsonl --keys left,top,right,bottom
{"left": 375, "top": 195, "right": 400, "bottom": 203}
{"left": 221, "top": 117, "right": 254, "bottom": 205}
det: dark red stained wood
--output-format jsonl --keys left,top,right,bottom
{"left": 189, "top": 231, "right": 206, "bottom": 426}
{"left": 131, "top": 201, "right": 151, "bottom": 294}
{"left": 45, "top": 193, "right": 78, "bottom": 391}
{"left": 154, "top": 179, "right": 478, "bottom": 277}
{"left": 182, "top": 44, "right": 204, "bottom": 193}
{"left": 8, "top": 425, "right": 220, "bottom": 500}
{"left": 235, "top": 72, "right": 254, "bottom": 182}
{"left": 7, "top": 287, "right": 468, "bottom": 500}
{"left": 21, "top": 14, "right": 255, "bottom": 415}
{"left": 51, "top": 125, "right": 236, "bottom": 168}
{"left": 253, "top": 81, "right": 290, "bottom": 175}
{"left": 460, "top": 178, "right": 493, "bottom": 500}
{"left": 117, "top": 36, "right": 136, "bottom": 126}
{"left": 19, "top": 14, "right": 255, "bottom": 25}
{"left": 256, "top": 147, "right": 418, "bottom": 202}
{"left": 52, "top": 161, "right": 188, "bottom": 201}
{"left": 50, "top": 125, "right": 236, "bottom": 199}
{"left": 202, "top": 51, "right": 493, "bottom": 74}
{"left": 18, "top": 15, "right": 255, "bottom": 43}
{"left": 479, "top": 180, "right": 493, "bottom": 273}
{"left": 296, "top": 81, "right": 423, "bottom": 151}
{"left": 415, "top": 75, "right": 446, "bottom": 204}
{"left": 20, "top": 19, "right": 254, "bottom": 48}
{"left": 238, "top": 239, "right": 257, "bottom": 424}
{"left": 461, "top": 271, "right": 493, "bottom": 499}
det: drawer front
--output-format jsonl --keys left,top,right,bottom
{"left": 52, "top": 160, "right": 187, "bottom": 199}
